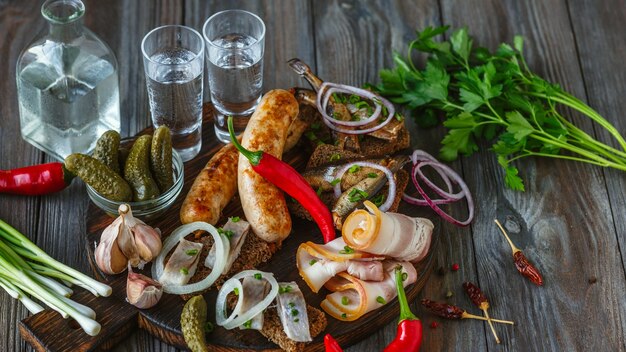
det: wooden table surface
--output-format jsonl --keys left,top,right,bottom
{"left": 1, "top": 0, "right": 625, "bottom": 351}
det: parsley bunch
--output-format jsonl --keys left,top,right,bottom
{"left": 374, "top": 26, "right": 626, "bottom": 190}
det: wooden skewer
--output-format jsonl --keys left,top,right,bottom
{"left": 482, "top": 308, "right": 501, "bottom": 344}
{"left": 461, "top": 312, "right": 515, "bottom": 325}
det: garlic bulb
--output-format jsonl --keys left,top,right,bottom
{"left": 126, "top": 265, "right": 162, "bottom": 309}
{"left": 95, "top": 204, "right": 162, "bottom": 275}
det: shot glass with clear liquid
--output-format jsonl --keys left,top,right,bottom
{"left": 203, "top": 10, "right": 265, "bottom": 143}
{"left": 142, "top": 25, "right": 204, "bottom": 161}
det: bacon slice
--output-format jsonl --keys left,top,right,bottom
{"left": 342, "top": 201, "right": 434, "bottom": 262}
{"left": 320, "top": 261, "right": 416, "bottom": 321}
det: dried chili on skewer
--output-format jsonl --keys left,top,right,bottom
{"left": 228, "top": 117, "right": 336, "bottom": 243}
{"left": 494, "top": 219, "right": 544, "bottom": 286}
{"left": 420, "top": 299, "right": 514, "bottom": 325}
{"left": 463, "top": 282, "right": 500, "bottom": 344}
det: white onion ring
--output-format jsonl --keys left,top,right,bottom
{"left": 332, "top": 161, "right": 395, "bottom": 212}
{"left": 215, "top": 270, "right": 278, "bottom": 330}
{"left": 413, "top": 161, "right": 474, "bottom": 226}
{"left": 316, "top": 82, "right": 396, "bottom": 134}
{"left": 151, "top": 222, "right": 230, "bottom": 295}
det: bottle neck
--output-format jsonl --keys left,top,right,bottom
{"left": 42, "top": 0, "right": 85, "bottom": 41}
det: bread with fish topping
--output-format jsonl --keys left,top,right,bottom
{"left": 290, "top": 144, "right": 410, "bottom": 222}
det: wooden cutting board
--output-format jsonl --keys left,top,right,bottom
{"left": 19, "top": 104, "right": 439, "bottom": 351}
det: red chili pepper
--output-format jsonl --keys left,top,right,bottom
{"left": 324, "top": 334, "right": 344, "bottom": 352}
{"left": 384, "top": 266, "right": 422, "bottom": 352}
{"left": 0, "top": 162, "right": 73, "bottom": 196}
{"left": 228, "top": 117, "right": 336, "bottom": 243}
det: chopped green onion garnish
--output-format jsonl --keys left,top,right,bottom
{"left": 376, "top": 296, "right": 386, "bottom": 304}
{"left": 294, "top": 318, "right": 300, "bottom": 323}
{"left": 395, "top": 113, "right": 404, "bottom": 121}
{"left": 233, "top": 287, "right": 239, "bottom": 295}
{"left": 288, "top": 302, "right": 295, "bottom": 308}
{"left": 204, "top": 321, "right": 214, "bottom": 333}
{"left": 348, "top": 188, "right": 368, "bottom": 202}
{"left": 279, "top": 285, "right": 292, "bottom": 294}
{"left": 341, "top": 313, "right": 347, "bottom": 319}
{"left": 372, "top": 194, "right": 385, "bottom": 207}
{"left": 291, "top": 308, "right": 299, "bottom": 316}
{"left": 348, "top": 165, "right": 361, "bottom": 173}
{"left": 330, "top": 153, "right": 341, "bottom": 162}
{"left": 230, "top": 216, "right": 240, "bottom": 223}
{"left": 348, "top": 94, "right": 361, "bottom": 104}
{"left": 339, "top": 246, "right": 355, "bottom": 254}
{"left": 330, "top": 178, "right": 341, "bottom": 186}
{"left": 367, "top": 172, "right": 378, "bottom": 178}
{"left": 316, "top": 187, "right": 323, "bottom": 196}
{"left": 254, "top": 273, "right": 262, "bottom": 280}
{"left": 309, "top": 259, "right": 318, "bottom": 266}
{"left": 180, "top": 267, "right": 189, "bottom": 275}
{"left": 341, "top": 296, "right": 350, "bottom": 305}
{"left": 185, "top": 249, "right": 199, "bottom": 256}
{"left": 243, "top": 320, "right": 252, "bottom": 329}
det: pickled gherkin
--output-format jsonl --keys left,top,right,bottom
{"left": 92, "top": 130, "right": 121, "bottom": 174}
{"left": 181, "top": 295, "right": 209, "bottom": 352}
{"left": 124, "top": 135, "right": 160, "bottom": 201}
{"left": 64, "top": 153, "right": 132, "bottom": 202}
{"left": 150, "top": 126, "right": 174, "bottom": 192}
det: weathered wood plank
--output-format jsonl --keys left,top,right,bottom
{"left": 0, "top": 0, "right": 48, "bottom": 351}
{"left": 440, "top": 0, "right": 626, "bottom": 351}
{"left": 567, "top": 0, "right": 626, "bottom": 347}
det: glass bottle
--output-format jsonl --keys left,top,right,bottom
{"left": 16, "top": 0, "right": 120, "bottom": 161}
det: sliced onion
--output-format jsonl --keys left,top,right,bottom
{"left": 316, "top": 82, "right": 396, "bottom": 134}
{"left": 409, "top": 150, "right": 464, "bottom": 201}
{"left": 402, "top": 163, "right": 459, "bottom": 206}
{"left": 215, "top": 270, "right": 278, "bottom": 330}
{"left": 413, "top": 161, "right": 474, "bottom": 226}
{"left": 151, "top": 222, "right": 230, "bottom": 295}
{"left": 332, "top": 161, "right": 395, "bottom": 212}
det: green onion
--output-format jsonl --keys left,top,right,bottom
{"left": 291, "top": 308, "right": 299, "bottom": 316}
{"left": 243, "top": 320, "right": 252, "bottom": 329}
{"left": 204, "top": 321, "right": 214, "bottom": 333}
{"left": 185, "top": 249, "right": 199, "bottom": 256}
{"left": 254, "top": 273, "right": 262, "bottom": 280}
{"left": 0, "top": 220, "right": 110, "bottom": 336}
{"left": 372, "top": 194, "right": 385, "bottom": 207}
{"left": 341, "top": 313, "right": 347, "bottom": 319}
{"left": 348, "top": 188, "right": 369, "bottom": 202}
{"left": 339, "top": 246, "right": 355, "bottom": 254}
{"left": 279, "top": 285, "right": 292, "bottom": 294}
{"left": 294, "top": 318, "right": 300, "bottom": 323}
{"left": 288, "top": 302, "right": 296, "bottom": 308}
{"left": 309, "top": 259, "right": 318, "bottom": 266}
{"left": 348, "top": 165, "right": 361, "bottom": 173}
{"left": 233, "top": 287, "right": 239, "bottom": 295}
{"left": 330, "top": 153, "right": 341, "bottom": 162}
{"left": 376, "top": 296, "right": 386, "bottom": 304}
{"left": 341, "top": 296, "right": 350, "bottom": 305}
{"left": 367, "top": 172, "right": 378, "bottom": 178}
{"left": 330, "top": 178, "right": 341, "bottom": 186}
{"left": 180, "top": 267, "right": 189, "bottom": 275}
{"left": 217, "top": 228, "right": 234, "bottom": 239}
{"left": 230, "top": 216, "right": 240, "bottom": 223}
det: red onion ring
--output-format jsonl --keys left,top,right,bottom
{"left": 410, "top": 150, "right": 463, "bottom": 200}
{"left": 332, "top": 161, "right": 395, "bottom": 212}
{"left": 413, "top": 161, "right": 474, "bottom": 226}
{"left": 402, "top": 162, "right": 458, "bottom": 206}
{"left": 316, "top": 82, "right": 395, "bottom": 134}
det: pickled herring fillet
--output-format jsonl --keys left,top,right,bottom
{"left": 205, "top": 218, "right": 250, "bottom": 274}
{"left": 276, "top": 282, "right": 312, "bottom": 342}
{"left": 238, "top": 276, "right": 269, "bottom": 331}
{"left": 159, "top": 239, "right": 202, "bottom": 286}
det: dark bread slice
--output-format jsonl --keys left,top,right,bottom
{"left": 181, "top": 231, "right": 278, "bottom": 300}
{"left": 260, "top": 304, "right": 327, "bottom": 352}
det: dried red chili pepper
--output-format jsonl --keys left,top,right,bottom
{"left": 324, "top": 334, "right": 343, "bottom": 352}
{"left": 228, "top": 117, "right": 336, "bottom": 243}
{"left": 384, "top": 266, "right": 423, "bottom": 352}
{"left": 420, "top": 299, "right": 514, "bottom": 325}
{"left": 495, "top": 219, "right": 544, "bottom": 286}
{"left": 0, "top": 162, "right": 73, "bottom": 196}
{"left": 462, "top": 282, "right": 500, "bottom": 344}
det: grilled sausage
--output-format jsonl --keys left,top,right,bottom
{"left": 180, "top": 143, "right": 239, "bottom": 225}
{"left": 238, "top": 89, "right": 299, "bottom": 243}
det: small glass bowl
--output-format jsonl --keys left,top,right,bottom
{"left": 87, "top": 148, "right": 184, "bottom": 219}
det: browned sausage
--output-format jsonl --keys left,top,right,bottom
{"left": 180, "top": 143, "right": 239, "bottom": 225}
{"left": 238, "top": 89, "right": 299, "bottom": 243}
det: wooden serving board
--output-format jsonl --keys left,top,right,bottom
{"left": 19, "top": 104, "right": 439, "bottom": 352}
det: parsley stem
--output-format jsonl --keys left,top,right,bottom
{"left": 508, "top": 150, "right": 612, "bottom": 167}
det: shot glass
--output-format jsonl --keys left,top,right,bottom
{"left": 142, "top": 25, "right": 204, "bottom": 161}
{"left": 203, "top": 10, "right": 265, "bottom": 143}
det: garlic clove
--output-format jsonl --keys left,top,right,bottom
{"left": 95, "top": 215, "right": 128, "bottom": 274}
{"left": 126, "top": 265, "right": 163, "bottom": 309}
{"left": 133, "top": 224, "right": 162, "bottom": 263}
